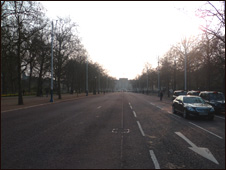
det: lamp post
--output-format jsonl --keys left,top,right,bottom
{"left": 98, "top": 73, "right": 100, "bottom": 94}
{"left": 147, "top": 66, "right": 149, "bottom": 95}
{"left": 50, "top": 21, "right": 54, "bottom": 102}
{"left": 158, "top": 56, "right": 160, "bottom": 96}
{"left": 184, "top": 50, "right": 187, "bottom": 91}
{"left": 174, "top": 56, "right": 177, "bottom": 91}
{"left": 86, "top": 55, "right": 88, "bottom": 96}
{"left": 50, "top": 20, "right": 57, "bottom": 102}
{"left": 94, "top": 76, "right": 97, "bottom": 95}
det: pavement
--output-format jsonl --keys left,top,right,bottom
{"left": 1, "top": 93, "right": 98, "bottom": 112}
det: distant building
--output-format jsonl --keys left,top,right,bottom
{"left": 115, "top": 78, "right": 132, "bottom": 91}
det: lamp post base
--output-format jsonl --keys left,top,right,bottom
{"left": 50, "top": 90, "right": 54, "bottom": 102}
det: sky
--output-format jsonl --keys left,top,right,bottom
{"left": 40, "top": 1, "right": 206, "bottom": 80}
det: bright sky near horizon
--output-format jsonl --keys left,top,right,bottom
{"left": 40, "top": 1, "right": 206, "bottom": 80}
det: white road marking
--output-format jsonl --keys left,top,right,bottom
{"left": 149, "top": 150, "right": 160, "bottom": 169}
{"left": 189, "top": 122, "right": 223, "bottom": 139}
{"left": 97, "top": 106, "right": 102, "bottom": 109}
{"left": 1, "top": 103, "right": 50, "bottom": 113}
{"left": 215, "top": 115, "right": 225, "bottom": 120}
{"left": 137, "top": 121, "right": 145, "bottom": 136}
{"left": 150, "top": 102, "right": 154, "bottom": 105}
{"left": 170, "top": 113, "right": 181, "bottom": 119}
{"left": 156, "top": 106, "right": 162, "bottom": 109}
{"left": 128, "top": 102, "right": 131, "bottom": 106}
{"left": 133, "top": 111, "right": 137, "bottom": 118}
{"left": 175, "top": 132, "right": 219, "bottom": 165}
{"left": 130, "top": 106, "right": 133, "bottom": 110}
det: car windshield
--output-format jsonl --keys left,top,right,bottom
{"left": 183, "top": 97, "right": 205, "bottom": 104}
{"left": 176, "top": 92, "right": 187, "bottom": 96}
{"left": 209, "top": 93, "right": 225, "bottom": 100}
{"left": 190, "top": 92, "right": 199, "bottom": 96}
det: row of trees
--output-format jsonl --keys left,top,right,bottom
{"left": 131, "top": 1, "right": 225, "bottom": 95}
{"left": 1, "top": 1, "right": 116, "bottom": 105}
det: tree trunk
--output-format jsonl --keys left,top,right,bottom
{"left": 17, "top": 16, "right": 23, "bottom": 105}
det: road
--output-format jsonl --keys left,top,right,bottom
{"left": 1, "top": 92, "right": 225, "bottom": 169}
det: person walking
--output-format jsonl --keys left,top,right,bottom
{"left": 160, "top": 90, "right": 163, "bottom": 101}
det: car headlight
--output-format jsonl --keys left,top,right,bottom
{"left": 187, "top": 107, "right": 195, "bottom": 112}
{"left": 210, "top": 107, "right": 215, "bottom": 112}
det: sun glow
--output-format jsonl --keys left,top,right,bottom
{"left": 41, "top": 1, "right": 205, "bottom": 80}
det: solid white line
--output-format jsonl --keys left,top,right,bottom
{"left": 215, "top": 115, "right": 225, "bottom": 120}
{"left": 156, "top": 106, "right": 162, "bottom": 109}
{"left": 170, "top": 113, "right": 181, "bottom": 119}
{"left": 149, "top": 150, "right": 160, "bottom": 169}
{"left": 133, "top": 111, "right": 137, "bottom": 117}
{"left": 189, "top": 122, "right": 223, "bottom": 139}
{"left": 1, "top": 103, "right": 50, "bottom": 113}
{"left": 137, "top": 121, "right": 145, "bottom": 136}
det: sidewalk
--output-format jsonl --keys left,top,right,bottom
{"left": 1, "top": 93, "right": 95, "bottom": 112}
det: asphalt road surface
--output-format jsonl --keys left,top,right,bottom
{"left": 1, "top": 92, "right": 225, "bottom": 169}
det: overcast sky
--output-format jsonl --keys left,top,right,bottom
{"left": 40, "top": 1, "right": 206, "bottom": 80}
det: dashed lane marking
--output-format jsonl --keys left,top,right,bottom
{"left": 149, "top": 150, "right": 160, "bottom": 169}
{"left": 137, "top": 121, "right": 145, "bottom": 136}
{"left": 133, "top": 111, "right": 137, "bottom": 118}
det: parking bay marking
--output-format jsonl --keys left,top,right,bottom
{"left": 215, "top": 115, "right": 225, "bottom": 120}
{"left": 175, "top": 132, "right": 219, "bottom": 165}
{"left": 189, "top": 122, "right": 223, "bottom": 139}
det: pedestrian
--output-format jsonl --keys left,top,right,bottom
{"left": 160, "top": 90, "right": 163, "bottom": 101}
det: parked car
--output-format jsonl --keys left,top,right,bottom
{"left": 172, "top": 95, "right": 215, "bottom": 120}
{"left": 187, "top": 90, "right": 200, "bottom": 96}
{"left": 172, "top": 90, "right": 187, "bottom": 100}
{"left": 199, "top": 91, "right": 225, "bottom": 113}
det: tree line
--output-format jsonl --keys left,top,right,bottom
{"left": 1, "top": 1, "right": 116, "bottom": 105}
{"left": 130, "top": 1, "right": 225, "bottom": 95}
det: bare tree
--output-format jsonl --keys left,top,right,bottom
{"left": 1, "top": 1, "right": 46, "bottom": 104}
{"left": 197, "top": 1, "right": 225, "bottom": 44}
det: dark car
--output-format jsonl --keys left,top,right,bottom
{"left": 187, "top": 90, "right": 200, "bottom": 96}
{"left": 172, "top": 90, "right": 187, "bottom": 100}
{"left": 199, "top": 91, "right": 225, "bottom": 113}
{"left": 172, "top": 95, "right": 215, "bottom": 120}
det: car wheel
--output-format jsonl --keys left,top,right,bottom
{"left": 208, "top": 115, "right": 214, "bottom": 121}
{"left": 183, "top": 110, "right": 189, "bottom": 119}
{"left": 172, "top": 106, "right": 176, "bottom": 114}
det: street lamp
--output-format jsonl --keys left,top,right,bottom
{"left": 158, "top": 56, "right": 160, "bottom": 96}
{"left": 184, "top": 50, "right": 187, "bottom": 91}
{"left": 93, "top": 76, "right": 97, "bottom": 95}
{"left": 50, "top": 20, "right": 57, "bottom": 102}
{"left": 86, "top": 55, "right": 88, "bottom": 96}
{"left": 147, "top": 66, "right": 149, "bottom": 95}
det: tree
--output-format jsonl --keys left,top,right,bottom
{"left": 197, "top": 1, "right": 225, "bottom": 44}
{"left": 54, "top": 16, "right": 78, "bottom": 99}
{"left": 1, "top": 1, "right": 46, "bottom": 104}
